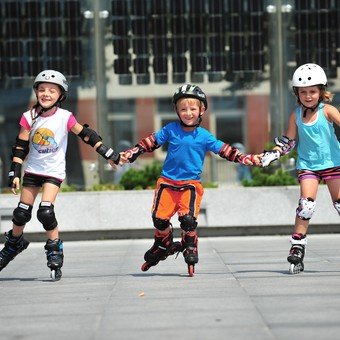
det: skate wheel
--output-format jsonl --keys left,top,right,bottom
{"left": 289, "top": 262, "right": 304, "bottom": 275}
{"left": 141, "top": 262, "right": 151, "bottom": 272}
{"left": 289, "top": 263, "right": 295, "bottom": 274}
{"left": 51, "top": 269, "right": 62, "bottom": 281}
{"left": 188, "top": 264, "right": 194, "bottom": 277}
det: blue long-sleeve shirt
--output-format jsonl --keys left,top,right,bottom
{"left": 155, "top": 122, "right": 224, "bottom": 181}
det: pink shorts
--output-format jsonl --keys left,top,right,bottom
{"left": 298, "top": 166, "right": 340, "bottom": 182}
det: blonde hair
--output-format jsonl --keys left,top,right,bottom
{"left": 294, "top": 85, "right": 334, "bottom": 103}
{"left": 320, "top": 88, "right": 334, "bottom": 103}
{"left": 175, "top": 97, "right": 205, "bottom": 111}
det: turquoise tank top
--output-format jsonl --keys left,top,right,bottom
{"left": 296, "top": 103, "right": 340, "bottom": 170}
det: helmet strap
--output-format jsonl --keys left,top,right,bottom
{"left": 302, "top": 100, "right": 320, "bottom": 118}
{"left": 33, "top": 97, "right": 61, "bottom": 120}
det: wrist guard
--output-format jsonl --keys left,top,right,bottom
{"left": 96, "top": 144, "right": 120, "bottom": 164}
{"left": 8, "top": 162, "right": 22, "bottom": 187}
{"left": 12, "top": 137, "right": 29, "bottom": 161}
{"left": 274, "top": 135, "right": 295, "bottom": 155}
{"left": 218, "top": 143, "right": 240, "bottom": 162}
{"left": 78, "top": 124, "right": 102, "bottom": 147}
{"left": 261, "top": 150, "right": 281, "bottom": 167}
{"left": 237, "top": 153, "right": 255, "bottom": 165}
{"left": 124, "top": 133, "right": 160, "bottom": 163}
{"left": 123, "top": 145, "right": 144, "bottom": 163}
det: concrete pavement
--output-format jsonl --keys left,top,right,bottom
{"left": 1, "top": 234, "right": 340, "bottom": 340}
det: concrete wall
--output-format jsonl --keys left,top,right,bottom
{"left": 1, "top": 186, "right": 338, "bottom": 240}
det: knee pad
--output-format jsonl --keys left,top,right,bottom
{"left": 12, "top": 202, "right": 33, "bottom": 226}
{"left": 179, "top": 214, "right": 197, "bottom": 232}
{"left": 37, "top": 202, "right": 58, "bottom": 231}
{"left": 296, "top": 197, "right": 316, "bottom": 220}
{"left": 333, "top": 199, "right": 340, "bottom": 215}
{"left": 152, "top": 217, "right": 170, "bottom": 231}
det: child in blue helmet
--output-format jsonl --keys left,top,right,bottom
{"left": 0, "top": 70, "right": 120, "bottom": 280}
{"left": 120, "top": 84, "right": 262, "bottom": 276}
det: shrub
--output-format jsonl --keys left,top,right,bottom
{"left": 242, "top": 144, "right": 298, "bottom": 187}
{"left": 119, "top": 161, "right": 162, "bottom": 190}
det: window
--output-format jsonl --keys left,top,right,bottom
{"left": 212, "top": 96, "right": 245, "bottom": 145}
{"left": 107, "top": 99, "right": 135, "bottom": 151}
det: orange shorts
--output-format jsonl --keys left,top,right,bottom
{"left": 152, "top": 177, "right": 204, "bottom": 220}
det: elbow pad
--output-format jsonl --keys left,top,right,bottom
{"left": 11, "top": 137, "right": 29, "bottom": 161}
{"left": 78, "top": 124, "right": 102, "bottom": 147}
{"left": 218, "top": 143, "right": 240, "bottom": 162}
{"left": 138, "top": 133, "right": 160, "bottom": 152}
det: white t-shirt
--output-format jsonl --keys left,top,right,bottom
{"left": 19, "top": 108, "right": 77, "bottom": 181}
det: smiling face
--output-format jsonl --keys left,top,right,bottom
{"left": 297, "top": 85, "right": 321, "bottom": 108}
{"left": 175, "top": 98, "right": 204, "bottom": 130}
{"left": 35, "top": 82, "right": 62, "bottom": 109}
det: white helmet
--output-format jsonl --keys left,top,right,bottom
{"left": 292, "top": 63, "right": 327, "bottom": 88}
{"left": 33, "top": 70, "right": 68, "bottom": 91}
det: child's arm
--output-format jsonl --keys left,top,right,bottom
{"left": 8, "top": 128, "right": 30, "bottom": 195}
{"left": 261, "top": 112, "right": 297, "bottom": 167}
{"left": 218, "top": 144, "right": 261, "bottom": 166}
{"left": 120, "top": 133, "right": 160, "bottom": 163}
{"left": 72, "top": 123, "right": 120, "bottom": 165}
{"left": 325, "top": 104, "right": 340, "bottom": 126}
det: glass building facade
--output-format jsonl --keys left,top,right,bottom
{"left": 0, "top": 0, "right": 339, "bottom": 188}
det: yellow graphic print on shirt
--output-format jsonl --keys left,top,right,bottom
{"left": 32, "top": 128, "right": 59, "bottom": 153}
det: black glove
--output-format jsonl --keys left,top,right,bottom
{"left": 122, "top": 145, "right": 145, "bottom": 163}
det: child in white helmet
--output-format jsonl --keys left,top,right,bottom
{"left": 262, "top": 63, "right": 340, "bottom": 274}
{"left": 0, "top": 70, "right": 120, "bottom": 280}
{"left": 120, "top": 84, "right": 262, "bottom": 276}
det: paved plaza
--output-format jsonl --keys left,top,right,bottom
{"left": 1, "top": 234, "right": 340, "bottom": 340}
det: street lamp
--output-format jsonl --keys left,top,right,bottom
{"left": 267, "top": 1, "right": 293, "bottom": 138}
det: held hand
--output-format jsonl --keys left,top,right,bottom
{"left": 252, "top": 154, "right": 262, "bottom": 166}
{"left": 118, "top": 151, "right": 129, "bottom": 166}
{"left": 238, "top": 154, "right": 255, "bottom": 165}
{"left": 121, "top": 145, "right": 144, "bottom": 163}
{"left": 238, "top": 153, "right": 262, "bottom": 166}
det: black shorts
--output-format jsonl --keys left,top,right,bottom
{"left": 23, "top": 173, "right": 62, "bottom": 188}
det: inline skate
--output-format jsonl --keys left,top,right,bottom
{"left": 141, "top": 230, "right": 181, "bottom": 272}
{"left": 0, "top": 230, "right": 30, "bottom": 271}
{"left": 287, "top": 233, "right": 306, "bottom": 274}
{"left": 181, "top": 231, "right": 198, "bottom": 277}
{"left": 45, "top": 238, "right": 64, "bottom": 281}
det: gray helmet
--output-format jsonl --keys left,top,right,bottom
{"left": 33, "top": 70, "right": 68, "bottom": 101}
{"left": 172, "top": 84, "right": 208, "bottom": 110}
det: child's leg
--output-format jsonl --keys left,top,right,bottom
{"left": 12, "top": 186, "right": 40, "bottom": 236}
{"left": 287, "top": 177, "right": 318, "bottom": 273}
{"left": 325, "top": 178, "right": 340, "bottom": 215}
{"left": 0, "top": 186, "right": 39, "bottom": 271}
{"left": 39, "top": 183, "right": 64, "bottom": 278}
{"left": 293, "top": 177, "right": 319, "bottom": 235}
{"left": 141, "top": 180, "right": 180, "bottom": 270}
{"left": 177, "top": 182, "right": 203, "bottom": 265}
